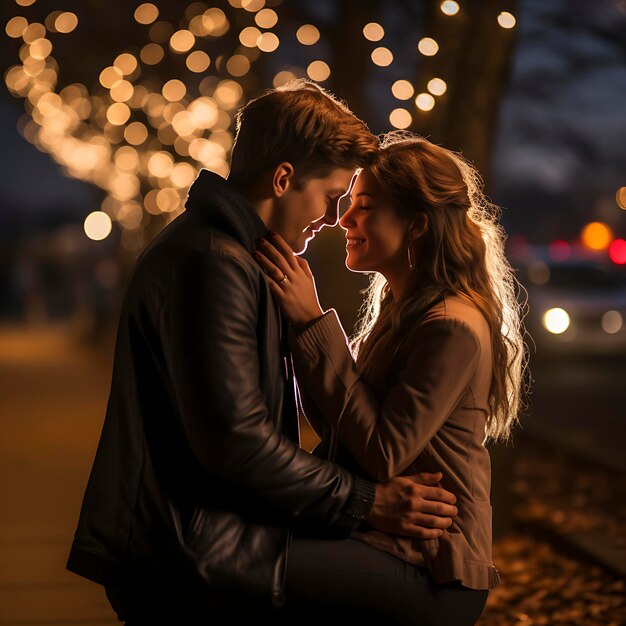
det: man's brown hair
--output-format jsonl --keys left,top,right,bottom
{"left": 229, "top": 79, "right": 378, "bottom": 189}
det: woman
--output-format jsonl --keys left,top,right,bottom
{"left": 255, "top": 133, "right": 528, "bottom": 625}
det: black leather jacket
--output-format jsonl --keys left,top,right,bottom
{"left": 66, "top": 171, "right": 376, "bottom": 610}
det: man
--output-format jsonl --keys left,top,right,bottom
{"left": 67, "top": 80, "right": 457, "bottom": 622}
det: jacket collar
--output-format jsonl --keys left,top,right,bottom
{"left": 184, "top": 169, "right": 267, "bottom": 252}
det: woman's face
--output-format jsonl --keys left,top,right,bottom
{"left": 339, "top": 170, "right": 410, "bottom": 274}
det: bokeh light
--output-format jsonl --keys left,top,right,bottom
{"left": 186, "top": 50, "right": 211, "bottom": 72}
{"left": 581, "top": 222, "right": 613, "bottom": 251}
{"left": 363, "top": 23, "right": 384, "bottom": 41}
{"left": 548, "top": 239, "right": 571, "bottom": 261}
{"left": 440, "top": 1, "right": 460, "bottom": 16}
{"left": 170, "top": 30, "right": 195, "bottom": 53}
{"left": 84, "top": 211, "right": 112, "bottom": 241}
{"left": 296, "top": 24, "right": 320, "bottom": 46}
{"left": 391, "top": 80, "right": 414, "bottom": 100}
{"left": 389, "top": 108, "right": 412, "bottom": 129}
{"left": 498, "top": 12, "right": 516, "bottom": 29}
{"left": 162, "top": 79, "right": 186, "bottom": 102}
{"left": 415, "top": 93, "right": 435, "bottom": 111}
{"left": 257, "top": 32, "right": 280, "bottom": 53}
{"left": 616, "top": 186, "right": 626, "bottom": 210}
{"left": 226, "top": 54, "right": 251, "bottom": 76}
{"left": 134, "top": 3, "right": 159, "bottom": 25}
{"left": 140, "top": 43, "right": 164, "bottom": 65}
{"left": 543, "top": 308, "right": 570, "bottom": 335}
{"left": 306, "top": 60, "right": 330, "bottom": 81}
{"left": 240, "top": 26, "right": 262, "bottom": 47}
{"left": 5, "top": 17, "right": 28, "bottom": 39}
{"left": 601, "top": 310, "right": 623, "bottom": 334}
{"left": 609, "top": 238, "right": 626, "bottom": 264}
{"left": 427, "top": 78, "right": 447, "bottom": 96}
{"left": 371, "top": 47, "right": 393, "bottom": 67}
{"left": 255, "top": 9, "right": 278, "bottom": 28}
{"left": 55, "top": 12, "right": 78, "bottom": 34}
{"left": 418, "top": 37, "right": 439, "bottom": 56}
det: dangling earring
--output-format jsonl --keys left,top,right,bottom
{"left": 407, "top": 243, "right": 415, "bottom": 271}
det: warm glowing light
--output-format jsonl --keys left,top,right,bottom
{"left": 189, "top": 97, "right": 219, "bottom": 128}
{"left": 140, "top": 43, "right": 164, "bottom": 65}
{"left": 527, "top": 261, "right": 550, "bottom": 285}
{"left": 84, "top": 211, "right": 112, "bottom": 241}
{"left": 117, "top": 202, "right": 143, "bottom": 229}
{"left": 242, "top": 0, "right": 265, "bottom": 11}
{"left": 363, "top": 22, "right": 384, "bottom": 41}
{"left": 162, "top": 79, "right": 187, "bottom": 102}
{"left": 296, "top": 24, "right": 320, "bottom": 45}
{"left": 124, "top": 121, "right": 148, "bottom": 145}
{"left": 115, "top": 146, "right": 139, "bottom": 171}
{"left": 226, "top": 54, "right": 251, "bottom": 76}
{"left": 239, "top": 26, "right": 262, "bottom": 47}
{"left": 213, "top": 80, "right": 243, "bottom": 108}
{"left": 156, "top": 188, "right": 180, "bottom": 212}
{"left": 427, "top": 78, "right": 447, "bottom": 96}
{"left": 415, "top": 93, "right": 435, "bottom": 111}
{"left": 16, "top": 0, "right": 36, "bottom": 6}
{"left": 255, "top": 8, "right": 278, "bottom": 28}
{"left": 306, "top": 60, "right": 330, "bottom": 82}
{"left": 29, "top": 38, "right": 53, "bottom": 60}
{"left": 55, "top": 12, "right": 78, "bottom": 33}
{"left": 389, "top": 108, "right": 412, "bottom": 130}
{"left": 273, "top": 70, "right": 297, "bottom": 88}
{"left": 99, "top": 66, "right": 123, "bottom": 89}
{"left": 543, "top": 308, "right": 570, "bottom": 335}
{"left": 371, "top": 47, "right": 393, "bottom": 67}
{"left": 135, "top": 3, "right": 159, "bottom": 25}
{"left": 616, "top": 187, "right": 626, "bottom": 210}
{"left": 110, "top": 80, "right": 134, "bottom": 102}
{"left": 112, "top": 54, "right": 137, "bottom": 77}
{"left": 170, "top": 30, "right": 195, "bottom": 53}
{"left": 609, "top": 239, "right": 626, "bottom": 264}
{"left": 440, "top": 1, "right": 460, "bottom": 15}
{"left": 171, "top": 111, "right": 197, "bottom": 136}
{"left": 5, "top": 16, "right": 28, "bottom": 38}
{"left": 22, "top": 22, "right": 45, "bottom": 43}
{"left": 170, "top": 162, "right": 198, "bottom": 188}
{"left": 418, "top": 37, "right": 439, "bottom": 56}
{"left": 602, "top": 310, "right": 623, "bottom": 334}
{"left": 186, "top": 50, "right": 211, "bottom": 72}
{"left": 148, "top": 151, "right": 175, "bottom": 177}
{"left": 149, "top": 21, "right": 173, "bottom": 43}
{"left": 107, "top": 103, "right": 131, "bottom": 125}
{"left": 257, "top": 32, "right": 279, "bottom": 52}
{"left": 202, "top": 8, "right": 229, "bottom": 36}
{"left": 581, "top": 222, "right": 613, "bottom": 251}
{"left": 391, "top": 80, "right": 414, "bottom": 100}
{"left": 498, "top": 12, "right": 516, "bottom": 29}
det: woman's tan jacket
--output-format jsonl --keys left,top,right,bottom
{"left": 289, "top": 293, "right": 501, "bottom": 590}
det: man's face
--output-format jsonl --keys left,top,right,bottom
{"left": 272, "top": 168, "right": 356, "bottom": 254}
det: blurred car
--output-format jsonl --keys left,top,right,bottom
{"left": 512, "top": 247, "right": 626, "bottom": 358}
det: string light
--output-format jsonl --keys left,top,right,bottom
{"left": 257, "top": 32, "right": 279, "bottom": 52}
{"left": 54, "top": 12, "right": 78, "bottom": 33}
{"left": 186, "top": 50, "right": 211, "bottom": 72}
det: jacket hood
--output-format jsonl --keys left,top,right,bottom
{"left": 185, "top": 169, "right": 267, "bottom": 252}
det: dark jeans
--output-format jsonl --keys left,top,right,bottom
{"left": 106, "top": 538, "right": 488, "bottom": 625}
{"left": 275, "top": 537, "right": 488, "bottom": 626}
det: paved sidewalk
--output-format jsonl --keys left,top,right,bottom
{"left": 0, "top": 325, "right": 117, "bottom": 625}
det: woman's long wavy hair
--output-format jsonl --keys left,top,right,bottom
{"left": 352, "top": 132, "right": 529, "bottom": 443}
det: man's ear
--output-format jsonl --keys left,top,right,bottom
{"left": 272, "top": 162, "right": 295, "bottom": 197}
{"left": 409, "top": 213, "right": 429, "bottom": 241}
